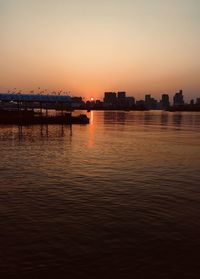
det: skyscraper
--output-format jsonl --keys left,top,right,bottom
{"left": 173, "top": 90, "right": 184, "bottom": 106}
{"left": 161, "top": 94, "right": 170, "bottom": 109}
{"left": 104, "top": 92, "right": 117, "bottom": 104}
{"left": 117, "top": 92, "right": 126, "bottom": 99}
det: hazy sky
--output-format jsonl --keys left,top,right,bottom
{"left": 0, "top": 0, "right": 200, "bottom": 100}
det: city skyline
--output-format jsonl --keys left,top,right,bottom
{"left": 1, "top": 89, "right": 200, "bottom": 109}
{"left": 1, "top": 0, "right": 200, "bottom": 100}
{"left": 1, "top": 87, "right": 199, "bottom": 103}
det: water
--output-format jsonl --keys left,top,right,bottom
{"left": 0, "top": 111, "right": 200, "bottom": 278}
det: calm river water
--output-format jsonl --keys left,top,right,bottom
{"left": 0, "top": 110, "right": 200, "bottom": 278}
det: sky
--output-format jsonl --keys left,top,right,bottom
{"left": 0, "top": 0, "right": 200, "bottom": 100}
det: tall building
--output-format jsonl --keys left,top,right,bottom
{"left": 104, "top": 92, "right": 117, "bottom": 104}
{"left": 144, "top": 94, "right": 158, "bottom": 109}
{"left": 161, "top": 94, "right": 170, "bottom": 109}
{"left": 117, "top": 91, "right": 126, "bottom": 99}
{"left": 173, "top": 90, "right": 184, "bottom": 106}
{"left": 117, "top": 91, "right": 126, "bottom": 107}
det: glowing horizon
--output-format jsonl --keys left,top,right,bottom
{"left": 0, "top": 0, "right": 200, "bottom": 100}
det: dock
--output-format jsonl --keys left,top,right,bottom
{"left": 0, "top": 93, "right": 89, "bottom": 125}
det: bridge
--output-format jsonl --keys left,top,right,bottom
{"left": 0, "top": 93, "right": 72, "bottom": 111}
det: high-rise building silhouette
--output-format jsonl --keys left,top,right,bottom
{"left": 144, "top": 94, "right": 157, "bottom": 109}
{"left": 104, "top": 92, "right": 117, "bottom": 104}
{"left": 161, "top": 94, "right": 170, "bottom": 109}
{"left": 173, "top": 90, "right": 184, "bottom": 106}
{"left": 117, "top": 91, "right": 126, "bottom": 99}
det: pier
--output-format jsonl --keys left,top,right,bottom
{"left": 0, "top": 93, "right": 89, "bottom": 125}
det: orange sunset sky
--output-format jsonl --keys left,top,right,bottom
{"left": 0, "top": 0, "right": 200, "bottom": 100}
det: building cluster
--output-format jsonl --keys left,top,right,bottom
{"left": 1, "top": 89, "right": 199, "bottom": 111}
{"left": 71, "top": 90, "right": 200, "bottom": 111}
{"left": 101, "top": 91, "right": 172, "bottom": 110}
{"left": 103, "top": 91, "right": 135, "bottom": 108}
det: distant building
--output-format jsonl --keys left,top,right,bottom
{"left": 94, "top": 100, "right": 103, "bottom": 109}
{"left": 136, "top": 100, "right": 145, "bottom": 109}
{"left": 117, "top": 91, "right": 126, "bottom": 107}
{"left": 126, "top": 97, "right": 135, "bottom": 107}
{"left": 173, "top": 90, "right": 184, "bottom": 106}
{"left": 145, "top": 94, "right": 151, "bottom": 102}
{"left": 144, "top": 94, "right": 158, "bottom": 109}
{"left": 196, "top": 98, "right": 200, "bottom": 105}
{"left": 104, "top": 92, "right": 117, "bottom": 104}
{"left": 117, "top": 91, "right": 126, "bottom": 99}
{"left": 161, "top": 94, "right": 170, "bottom": 109}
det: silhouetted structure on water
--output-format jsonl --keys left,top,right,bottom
{"left": 1, "top": 90, "right": 200, "bottom": 113}
{"left": 0, "top": 93, "right": 89, "bottom": 125}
